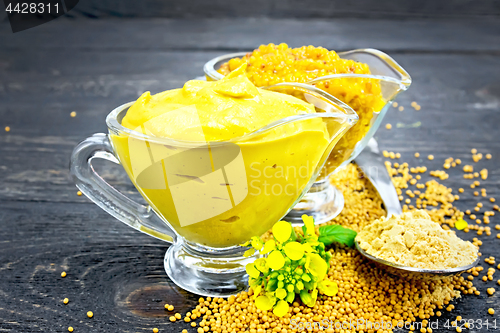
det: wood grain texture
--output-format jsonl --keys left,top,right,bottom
{"left": 16, "top": 0, "right": 500, "bottom": 19}
{"left": 0, "top": 17, "right": 499, "bottom": 332}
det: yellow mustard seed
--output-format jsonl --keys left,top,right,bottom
{"left": 415, "top": 152, "right": 420, "bottom": 158}
{"left": 63, "top": 298, "right": 69, "bottom": 304}
{"left": 459, "top": 188, "right": 464, "bottom": 193}
{"left": 411, "top": 101, "right": 417, "bottom": 107}
{"left": 491, "top": 198, "right": 496, "bottom": 202}
{"left": 169, "top": 316, "right": 176, "bottom": 322}
{"left": 386, "top": 123, "right": 392, "bottom": 130}
{"left": 455, "top": 158, "right": 462, "bottom": 164}
{"left": 474, "top": 192, "right": 479, "bottom": 196}
{"left": 5, "top": 126, "right": 10, "bottom": 132}
{"left": 191, "top": 322, "right": 197, "bottom": 327}
{"left": 393, "top": 102, "right": 398, "bottom": 107}
{"left": 415, "top": 105, "right": 421, "bottom": 110}
{"left": 472, "top": 148, "right": 477, "bottom": 154}
{"left": 153, "top": 328, "right": 159, "bottom": 333}
{"left": 68, "top": 328, "right": 73, "bottom": 332}
{"left": 488, "top": 308, "right": 495, "bottom": 315}
{"left": 77, "top": 191, "right": 82, "bottom": 196}
{"left": 61, "top": 271, "right": 67, "bottom": 278}
{"left": 167, "top": 305, "right": 174, "bottom": 311}
{"left": 456, "top": 327, "right": 462, "bottom": 333}
{"left": 87, "top": 311, "right": 93, "bottom": 318}
{"left": 182, "top": 330, "right": 188, "bottom": 333}
{"left": 399, "top": 106, "right": 404, "bottom": 111}
{"left": 486, "top": 153, "right": 492, "bottom": 159}
{"left": 70, "top": 111, "right": 77, "bottom": 117}
{"left": 428, "top": 155, "right": 434, "bottom": 160}
{"left": 175, "top": 313, "right": 182, "bottom": 320}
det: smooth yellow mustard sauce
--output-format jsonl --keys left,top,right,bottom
{"left": 122, "top": 64, "right": 318, "bottom": 141}
{"left": 111, "top": 65, "right": 344, "bottom": 248}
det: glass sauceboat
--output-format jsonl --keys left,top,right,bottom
{"left": 204, "top": 49, "right": 412, "bottom": 225}
{"left": 70, "top": 82, "right": 358, "bottom": 297}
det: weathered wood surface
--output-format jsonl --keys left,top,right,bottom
{"left": 0, "top": 18, "right": 499, "bottom": 332}
{"left": 2, "top": 0, "right": 499, "bottom": 19}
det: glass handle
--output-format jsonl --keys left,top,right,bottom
{"left": 69, "top": 133, "right": 177, "bottom": 243}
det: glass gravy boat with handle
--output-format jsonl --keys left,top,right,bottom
{"left": 70, "top": 82, "right": 358, "bottom": 297}
{"left": 204, "top": 49, "right": 411, "bottom": 225}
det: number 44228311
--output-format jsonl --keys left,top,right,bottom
{"left": 5, "top": 2, "right": 60, "bottom": 14}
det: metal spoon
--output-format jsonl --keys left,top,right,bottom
{"left": 354, "top": 138, "right": 402, "bottom": 217}
{"left": 354, "top": 138, "right": 479, "bottom": 280}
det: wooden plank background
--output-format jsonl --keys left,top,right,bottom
{"left": 0, "top": 9, "right": 499, "bottom": 333}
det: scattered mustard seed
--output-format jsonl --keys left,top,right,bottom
{"left": 398, "top": 106, "right": 404, "bottom": 111}
{"left": 472, "top": 148, "right": 477, "bottom": 154}
{"left": 5, "top": 126, "right": 10, "bottom": 132}
{"left": 459, "top": 188, "right": 464, "bottom": 193}
{"left": 415, "top": 152, "right": 420, "bottom": 158}
{"left": 77, "top": 191, "right": 82, "bottom": 196}
{"left": 488, "top": 308, "right": 495, "bottom": 315}
{"left": 392, "top": 102, "right": 398, "bottom": 107}
{"left": 169, "top": 316, "right": 176, "bottom": 322}
{"left": 153, "top": 328, "right": 159, "bottom": 333}
{"left": 61, "top": 271, "right": 67, "bottom": 278}
{"left": 415, "top": 105, "right": 421, "bottom": 111}
{"left": 386, "top": 123, "right": 392, "bottom": 130}
{"left": 63, "top": 298, "right": 69, "bottom": 305}
{"left": 428, "top": 155, "right": 434, "bottom": 160}
{"left": 167, "top": 305, "right": 174, "bottom": 311}
{"left": 70, "top": 111, "right": 77, "bottom": 117}
{"left": 486, "top": 153, "right": 492, "bottom": 159}
{"left": 87, "top": 311, "right": 93, "bottom": 318}
{"left": 174, "top": 313, "right": 182, "bottom": 320}
{"left": 68, "top": 328, "right": 73, "bottom": 332}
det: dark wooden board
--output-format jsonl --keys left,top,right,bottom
{"left": 2, "top": 18, "right": 500, "bottom": 53}
{"left": 0, "top": 17, "right": 499, "bottom": 332}
{"left": 1, "top": 0, "right": 498, "bottom": 19}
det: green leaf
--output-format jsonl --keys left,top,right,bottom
{"left": 318, "top": 224, "right": 357, "bottom": 247}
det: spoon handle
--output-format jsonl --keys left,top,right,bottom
{"left": 354, "top": 138, "right": 402, "bottom": 217}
